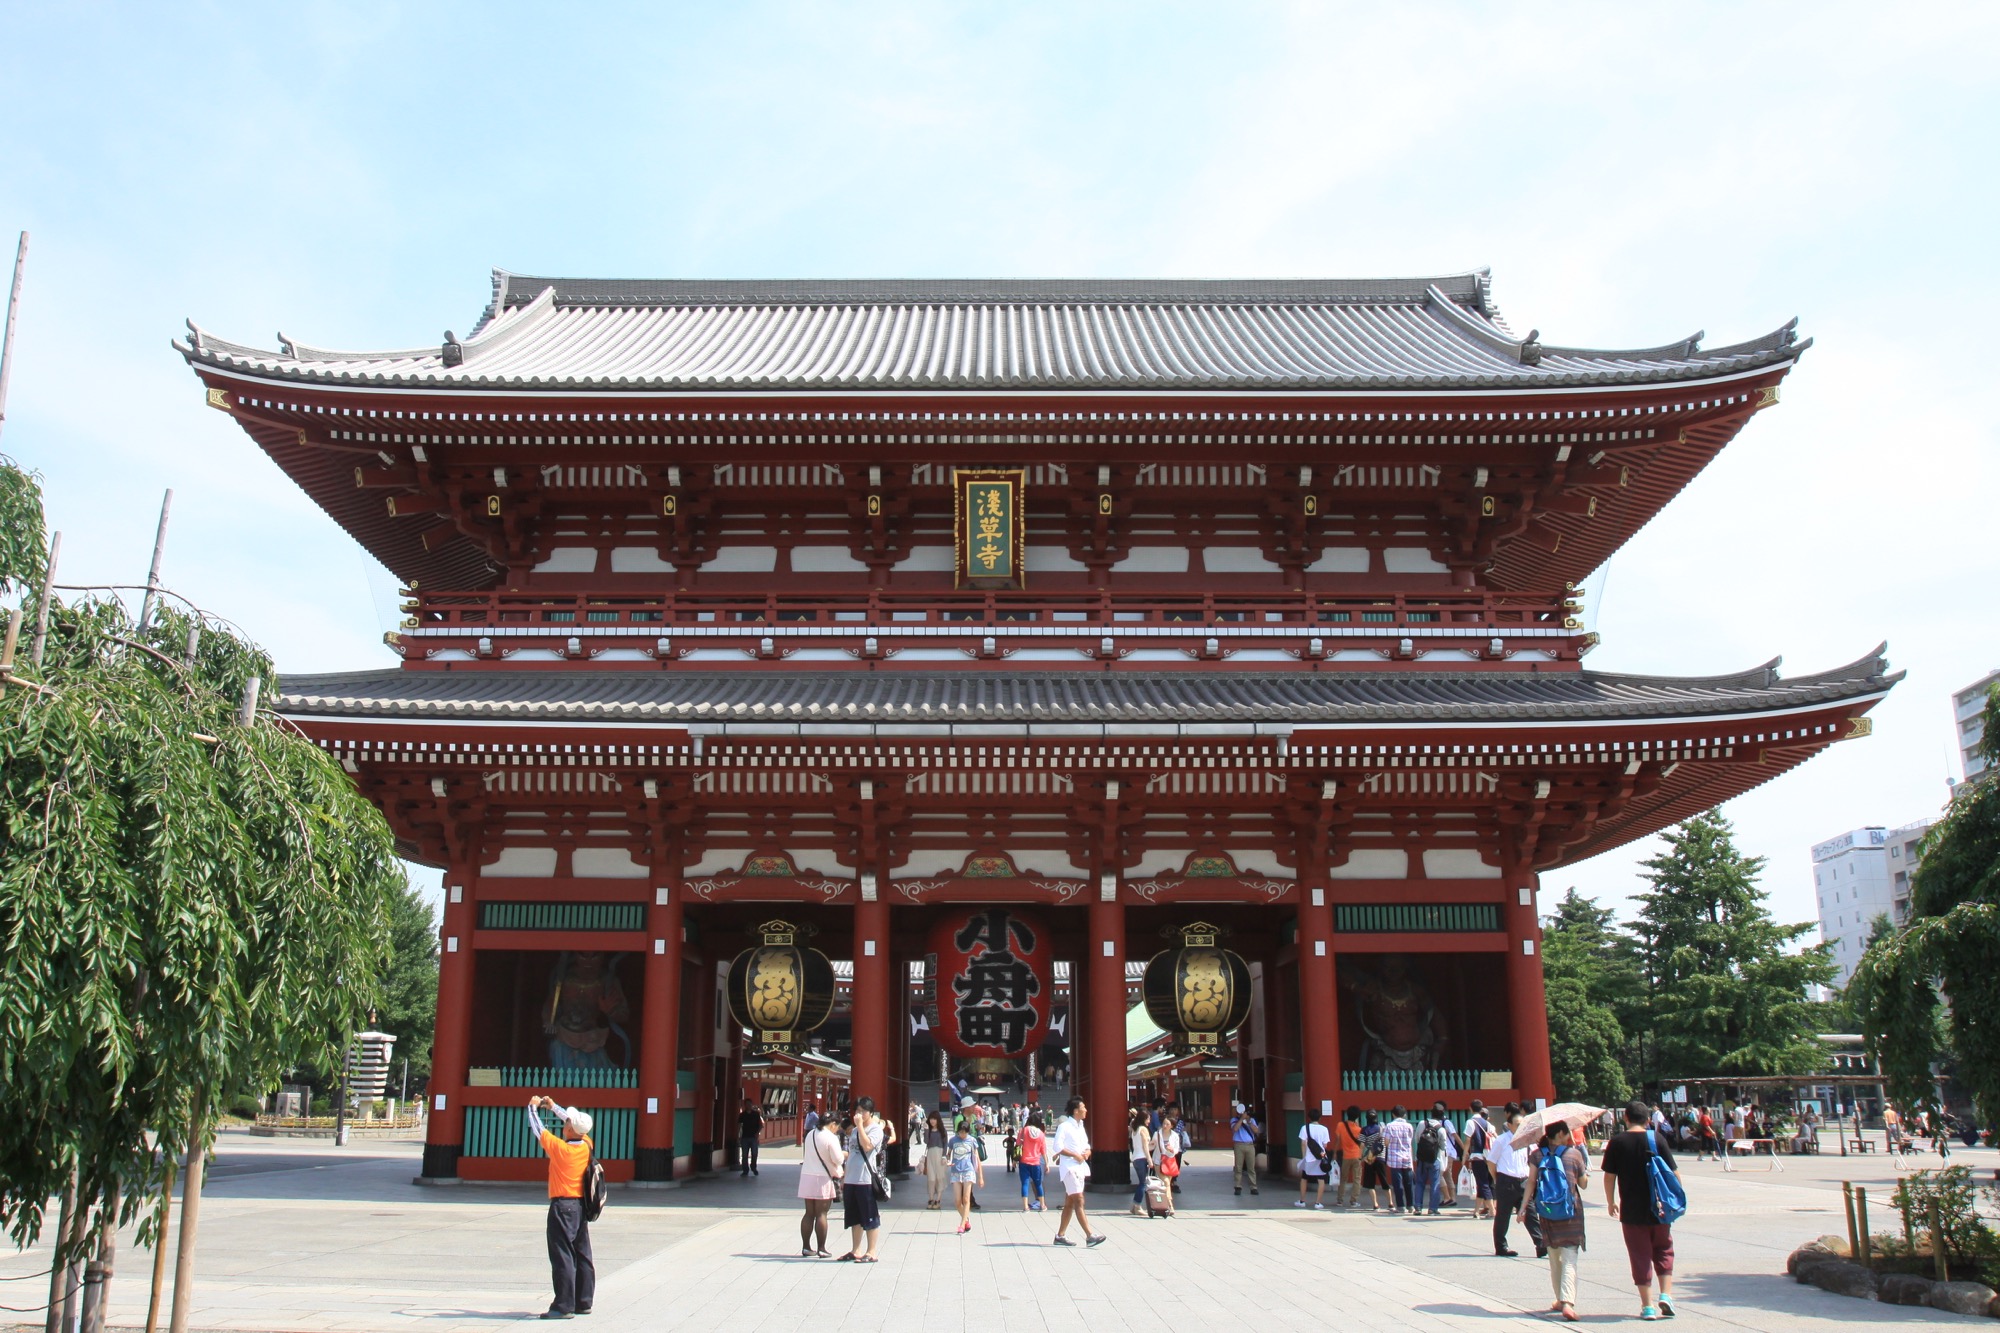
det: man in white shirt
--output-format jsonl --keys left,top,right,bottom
{"left": 1051, "top": 1097, "right": 1106, "bottom": 1247}
{"left": 1296, "top": 1107, "right": 1333, "bottom": 1209}
{"left": 1464, "top": 1099, "right": 1497, "bottom": 1220}
{"left": 1488, "top": 1102, "right": 1544, "bottom": 1258}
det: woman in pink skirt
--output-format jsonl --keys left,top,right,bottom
{"left": 797, "top": 1112, "right": 844, "bottom": 1256}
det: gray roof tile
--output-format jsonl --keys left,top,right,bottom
{"left": 277, "top": 649, "right": 1894, "bottom": 727}
{"left": 182, "top": 270, "right": 1807, "bottom": 394}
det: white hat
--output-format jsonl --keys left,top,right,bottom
{"left": 1233, "top": 1101, "right": 1246, "bottom": 1113}
{"left": 564, "top": 1109, "right": 594, "bottom": 1136}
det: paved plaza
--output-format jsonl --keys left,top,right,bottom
{"left": 5, "top": 1131, "right": 1991, "bottom": 1333}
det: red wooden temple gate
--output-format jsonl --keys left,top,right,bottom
{"left": 180, "top": 272, "right": 1894, "bottom": 1184}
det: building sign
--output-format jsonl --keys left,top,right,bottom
{"left": 953, "top": 469, "right": 1026, "bottom": 588}
{"left": 924, "top": 906, "right": 1052, "bottom": 1059}
{"left": 1811, "top": 827, "right": 1887, "bottom": 863}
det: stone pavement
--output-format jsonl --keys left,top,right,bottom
{"left": 2, "top": 1131, "right": 1990, "bottom": 1332}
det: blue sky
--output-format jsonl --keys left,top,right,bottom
{"left": 3, "top": 2, "right": 1996, "bottom": 931}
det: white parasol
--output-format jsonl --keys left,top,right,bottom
{"left": 1508, "top": 1102, "right": 1606, "bottom": 1149}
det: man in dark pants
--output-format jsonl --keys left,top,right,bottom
{"left": 738, "top": 1097, "right": 765, "bottom": 1177}
{"left": 1489, "top": 1102, "right": 1545, "bottom": 1258}
{"left": 530, "top": 1096, "right": 595, "bottom": 1319}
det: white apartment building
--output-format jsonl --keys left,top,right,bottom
{"left": 1812, "top": 819, "right": 1937, "bottom": 989}
{"left": 1954, "top": 668, "right": 1999, "bottom": 782}
{"left": 1812, "top": 827, "right": 1889, "bottom": 989}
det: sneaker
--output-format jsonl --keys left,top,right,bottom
{"left": 1293, "top": 1200, "right": 1308, "bottom": 1208}
{"left": 1234, "top": 1187, "right": 1242, "bottom": 1195}
{"left": 541, "top": 1312, "right": 573, "bottom": 1322}
{"left": 1129, "top": 1206, "right": 1146, "bottom": 1216}
{"left": 1086, "top": 1234, "right": 1107, "bottom": 1247}
{"left": 1313, "top": 1203, "right": 1326, "bottom": 1210}
{"left": 1640, "top": 1308, "right": 1659, "bottom": 1321}
{"left": 1053, "top": 1235, "right": 1076, "bottom": 1246}
{"left": 1251, "top": 1188, "right": 1259, "bottom": 1195}
{"left": 1658, "top": 1297, "right": 1676, "bottom": 1318}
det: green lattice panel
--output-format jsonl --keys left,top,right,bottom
{"left": 1334, "top": 903, "right": 1500, "bottom": 934}
{"left": 463, "top": 1105, "right": 635, "bottom": 1160}
{"left": 477, "top": 901, "right": 645, "bottom": 932}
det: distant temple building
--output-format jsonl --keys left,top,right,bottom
{"left": 180, "top": 271, "right": 1895, "bottom": 1183}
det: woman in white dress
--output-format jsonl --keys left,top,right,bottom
{"left": 796, "top": 1110, "right": 844, "bottom": 1257}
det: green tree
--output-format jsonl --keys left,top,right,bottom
{"left": 0, "top": 454, "right": 47, "bottom": 596}
{"left": 371, "top": 877, "right": 440, "bottom": 1086}
{"left": 1851, "top": 686, "right": 2000, "bottom": 1128}
{"left": 1542, "top": 889, "right": 1635, "bottom": 1104}
{"left": 0, "top": 460, "right": 404, "bottom": 1314}
{"left": 1627, "top": 811, "right": 1836, "bottom": 1082}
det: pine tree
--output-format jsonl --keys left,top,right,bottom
{"left": 1628, "top": 811, "right": 1835, "bottom": 1082}
{"left": 1542, "top": 889, "right": 1636, "bottom": 1104}
{"left": 371, "top": 878, "right": 440, "bottom": 1085}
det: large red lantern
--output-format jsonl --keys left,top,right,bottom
{"left": 924, "top": 907, "right": 1053, "bottom": 1061}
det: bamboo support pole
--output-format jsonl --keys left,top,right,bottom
{"left": 30, "top": 530, "right": 58, "bottom": 666}
{"left": 135, "top": 490, "right": 172, "bottom": 635}
{"left": 1855, "top": 1186, "right": 1870, "bottom": 1266}
{"left": 0, "top": 232, "right": 26, "bottom": 445}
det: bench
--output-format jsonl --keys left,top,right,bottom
{"left": 1721, "top": 1137, "right": 1784, "bottom": 1172}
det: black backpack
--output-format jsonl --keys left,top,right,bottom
{"left": 1416, "top": 1121, "right": 1445, "bottom": 1164}
{"left": 581, "top": 1140, "right": 608, "bottom": 1222}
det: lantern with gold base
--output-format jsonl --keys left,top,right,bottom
{"left": 725, "top": 920, "right": 836, "bottom": 1054}
{"left": 1141, "top": 922, "right": 1253, "bottom": 1055}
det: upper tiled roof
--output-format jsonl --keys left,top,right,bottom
{"left": 277, "top": 648, "right": 1894, "bottom": 729}
{"left": 180, "top": 270, "right": 1806, "bottom": 394}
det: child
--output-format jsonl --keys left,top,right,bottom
{"left": 948, "top": 1120, "right": 985, "bottom": 1234}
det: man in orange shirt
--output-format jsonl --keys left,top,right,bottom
{"left": 530, "top": 1095, "right": 595, "bottom": 1320}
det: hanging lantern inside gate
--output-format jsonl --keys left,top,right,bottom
{"left": 1142, "top": 922, "right": 1252, "bottom": 1055}
{"left": 924, "top": 906, "right": 1053, "bottom": 1062}
{"left": 725, "top": 920, "right": 836, "bottom": 1054}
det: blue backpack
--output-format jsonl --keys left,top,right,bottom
{"left": 1645, "top": 1130, "right": 1688, "bottom": 1224}
{"left": 1533, "top": 1146, "right": 1576, "bottom": 1220}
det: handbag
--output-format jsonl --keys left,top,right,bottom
{"left": 1159, "top": 1149, "right": 1182, "bottom": 1179}
{"left": 861, "top": 1129, "right": 892, "bottom": 1202}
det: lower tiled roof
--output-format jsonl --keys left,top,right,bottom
{"left": 276, "top": 649, "right": 1895, "bottom": 728}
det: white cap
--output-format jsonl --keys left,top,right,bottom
{"left": 568, "top": 1110, "right": 593, "bottom": 1136}
{"left": 1233, "top": 1102, "right": 1246, "bottom": 1113}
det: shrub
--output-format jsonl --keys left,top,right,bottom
{"left": 225, "top": 1094, "right": 263, "bottom": 1120}
{"left": 1892, "top": 1167, "right": 1999, "bottom": 1262}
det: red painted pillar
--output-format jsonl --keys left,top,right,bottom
{"left": 1504, "top": 869, "right": 1555, "bottom": 1104}
{"left": 1068, "top": 958, "right": 1088, "bottom": 1108}
{"left": 1297, "top": 884, "right": 1342, "bottom": 1127}
{"left": 422, "top": 864, "right": 478, "bottom": 1179}
{"left": 688, "top": 953, "right": 718, "bottom": 1172}
{"left": 1087, "top": 895, "right": 1130, "bottom": 1185}
{"left": 634, "top": 880, "right": 684, "bottom": 1183}
{"left": 850, "top": 897, "right": 892, "bottom": 1114}
{"left": 1261, "top": 957, "right": 1292, "bottom": 1174}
